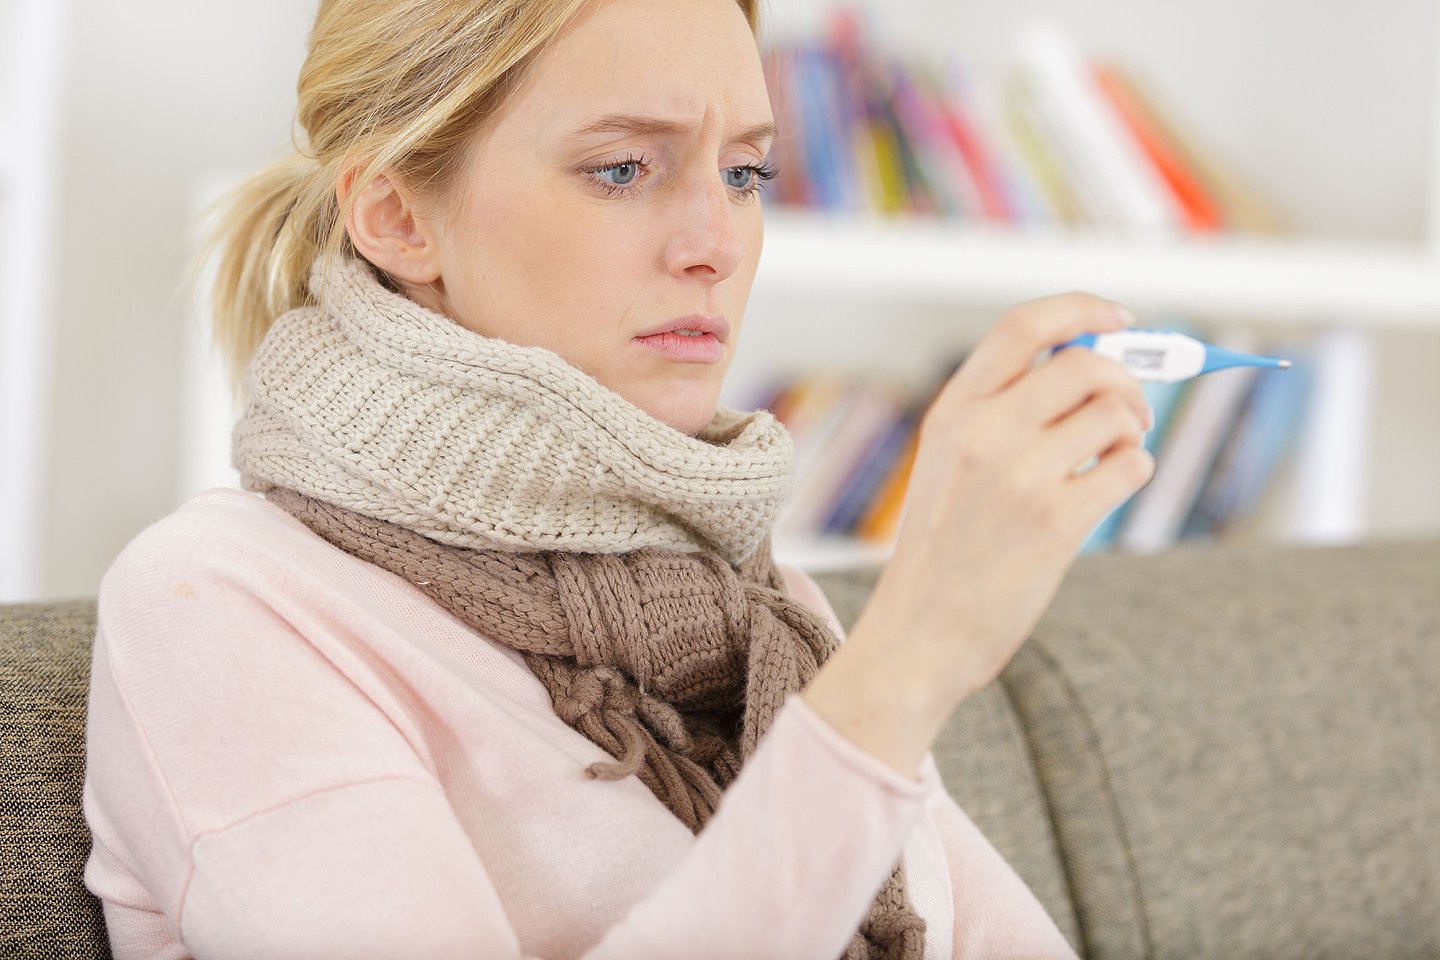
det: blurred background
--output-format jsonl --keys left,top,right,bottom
{"left": 3, "top": 0, "right": 1439, "bottom": 602}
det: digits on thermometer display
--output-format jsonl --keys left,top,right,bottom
{"left": 1053, "top": 328, "right": 1292, "bottom": 383}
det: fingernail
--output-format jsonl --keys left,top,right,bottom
{"left": 1114, "top": 304, "right": 1137, "bottom": 326}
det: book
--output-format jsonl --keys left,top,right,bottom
{"left": 773, "top": 373, "right": 864, "bottom": 538}
{"left": 1001, "top": 71, "right": 1089, "bottom": 228}
{"left": 823, "top": 402, "right": 920, "bottom": 536}
{"left": 1182, "top": 347, "right": 1312, "bottom": 540}
{"left": 763, "top": 47, "right": 815, "bottom": 209}
{"left": 795, "top": 46, "right": 853, "bottom": 211}
{"left": 865, "top": 64, "right": 927, "bottom": 216}
{"left": 788, "top": 379, "right": 908, "bottom": 535}
{"left": 856, "top": 429, "right": 919, "bottom": 543}
{"left": 1115, "top": 333, "right": 1262, "bottom": 553}
{"left": 1091, "top": 60, "right": 1224, "bottom": 233}
{"left": 1087, "top": 60, "right": 1284, "bottom": 234}
{"left": 957, "top": 62, "right": 1056, "bottom": 228}
{"left": 1011, "top": 20, "right": 1185, "bottom": 238}
{"left": 824, "top": 11, "right": 904, "bottom": 215}
{"left": 853, "top": 353, "right": 966, "bottom": 543}
{"left": 1273, "top": 328, "right": 1375, "bottom": 544}
{"left": 885, "top": 57, "right": 978, "bottom": 219}
{"left": 762, "top": 17, "right": 1269, "bottom": 239}
{"left": 914, "top": 59, "right": 1007, "bottom": 222}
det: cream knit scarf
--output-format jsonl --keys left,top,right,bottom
{"left": 232, "top": 257, "right": 925, "bottom": 958}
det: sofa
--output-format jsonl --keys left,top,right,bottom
{"left": 3, "top": 537, "right": 1438, "bottom": 959}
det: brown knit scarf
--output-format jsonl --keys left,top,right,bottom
{"left": 265, "top": 486, "right": 925, "bottom": 958}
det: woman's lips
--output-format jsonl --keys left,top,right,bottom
{"left": 634, "top": 330, "right": 725, "bottom": 363}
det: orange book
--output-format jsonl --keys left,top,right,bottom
{"left": 1090, "top": 61, "right": 1222, "bottom": 233}
{"left": 856, "top": 430, "right": 919, "bottom": 542}
{"left": 1093, "top": 62, "right": 1284, "bottom": 234}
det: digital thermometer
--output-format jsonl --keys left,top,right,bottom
{"left": 1053, "top": 328, "right": 1292, "bottom": 382}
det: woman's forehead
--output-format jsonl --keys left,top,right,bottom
{"left": 518, "top": 0, "right": 770, "bottom": 127}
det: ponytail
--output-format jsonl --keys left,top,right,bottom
{"left": 197, "top": 152, "right": 340, "bottom": 407}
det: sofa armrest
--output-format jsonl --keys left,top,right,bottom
{"left": 1, "top": 598, "right": 111, "bottom": 959}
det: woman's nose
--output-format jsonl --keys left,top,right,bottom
{"left": 663, "top": 172, "right": 748, "bottom": 281}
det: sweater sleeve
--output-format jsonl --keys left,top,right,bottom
{"left": 929, "top": 788, "right": 1079, "bottom": 959}
{"left": 83, "top": 523, "right": 934, "bottom": 960}
{"left": 779, "top": 563, "right": 1081, "bottom": 959}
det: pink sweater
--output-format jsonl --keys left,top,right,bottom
{"left": 82, "top": 487, "right": 1076, "bottom": 960}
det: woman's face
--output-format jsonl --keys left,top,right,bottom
{"left": 411, "top": 0, "right": 775, "bottom": 435}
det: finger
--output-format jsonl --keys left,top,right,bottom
{"left": 1038, "top": 393, "right": 1148, "bottom": 481}
{"left": 1004, "top": 345, "right": 1153, "bottom": 433}
{"left": 947, "top": 293, "right": 1135, "bottom": 401}
{"left": 1068, "top": 440, "right": 1156, "bottom": 521}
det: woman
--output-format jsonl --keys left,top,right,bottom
{"left": 81, "top": 0, "right": 1154, "bottom": 956}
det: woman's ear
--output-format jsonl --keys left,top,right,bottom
{"left": 339, "top": 167, "right": 443, "bottom": 285}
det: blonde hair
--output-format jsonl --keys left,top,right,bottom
{"left": 202, "top": 0, "right": 763, "bottom": 403}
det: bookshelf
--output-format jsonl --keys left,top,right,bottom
{"left": 739, "top": 6, "right": 1440, "bottom": 572}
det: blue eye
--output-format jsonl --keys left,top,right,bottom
{"left": 583, "top": 153, "right": 779, "bottom": 201}
{"left": 596, "top": 159, "right": 642, "bottom": 188}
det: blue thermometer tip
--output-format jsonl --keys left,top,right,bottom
{"left": 1199, "top": 345, "right": 1292, "bottom": 375}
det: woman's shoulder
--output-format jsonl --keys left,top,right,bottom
{"left": 97, "top": 486, "right": 360, "bottom": 608}
{"left": 106, "top": 487, "right": 312, "bottom": 568}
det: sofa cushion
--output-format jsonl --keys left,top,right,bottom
{"left": 1021, "top": 538, "right": 1440, "bottom": 960}
{"left": 0, "top": 598, "right": 110, "bottom": 959}
{"left": 815, "top": 539, "right": 1440, "bottom": 960}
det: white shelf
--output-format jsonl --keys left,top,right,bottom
{"left": 756, "top": 209, "right": 1440, "bottom": 327}
{"left": 774, "top": 536, "right": 895, "bottom": 572}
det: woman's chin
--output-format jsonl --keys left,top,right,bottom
{"left": 635, "top": 388, "right": 721, "bottom": 436}
{"left": 665, "top": 403, "right": 722, "bottom": 437}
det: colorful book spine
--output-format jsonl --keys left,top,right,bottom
{"left": 822, "top": 404, "right": 920, "bottom": 536}
{"left": 922, "top": 59, "right": 1012, "bottom": 222}
{"left": 788, "top": 382, "right": 907, "bottom": 535}
{"left": 759, "top": 13, "right": 1268, "bottom": 235}
{"left": 1115, "top": 332, "right": 1264, "bottom": 553}
{"left": 1091, "top": 61, "right": 1224, "bottom": 233}
{"left": 763, "top": 47, "right": 814, "bottom": 209}
{"left": 856, "top": 431, "right": 919, "bottom": 543}
{"left": 885, "top": 56, "right": 975, "bottom": 219}
{"left": 1012, "top": 20, "right": 1184, "bottom": 238}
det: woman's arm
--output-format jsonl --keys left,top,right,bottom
{"left": 781, "top": 563, "right": 1079, "bottom": 959}
{"left": 804, "top": 294, "right": 1154, "bottom": 780}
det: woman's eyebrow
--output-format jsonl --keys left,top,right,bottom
{"left": 562, "top": 113, "right": 778, "bottom": 147}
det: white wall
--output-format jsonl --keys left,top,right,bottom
{"left": 39, "top": 1, "right": 313, "bottom": 600}
{"left": 21, "top": 0, "right": 1440, "bottom": 600}
{"left": 1, "top": 0, "right": 67, "bottom": 602}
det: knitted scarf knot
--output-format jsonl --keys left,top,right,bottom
{"left": 233, "top": 258, "right": 925, "bottom": 959}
